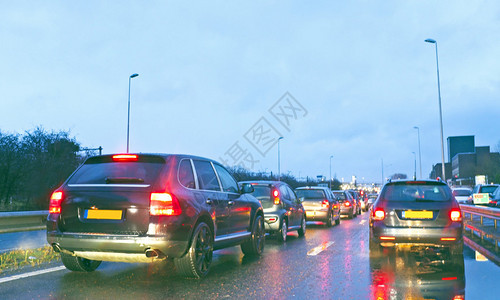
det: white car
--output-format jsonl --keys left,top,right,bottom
{"left": 452, "top": 187, "right": 473, "bottom": 204}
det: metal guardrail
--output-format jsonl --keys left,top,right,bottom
{"left": 460, "top": 204, "right": 500, "bottom": 264}
{"left": 0, "top": 210, "right": 48, "bottom": 234}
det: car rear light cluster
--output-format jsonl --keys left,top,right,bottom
{"left": 49, "top": 191, "right": 63, "bottom": 214}
{"left": 373, "top": 208, "right": 385, "bottom": 221}
{"left": 449, "top": 208, "right": 462, "bottom": 222}
{"left": 322, "top": 200, "right": 329, "bottom": 208}
{"left": 150, "top": 192, "right": 182, "bottom": 216}
{"left": 344, "top": 201, "right": 350, "bottom": 207}
{"left": 273, "top": 189, "right": 280, "bottom": 205}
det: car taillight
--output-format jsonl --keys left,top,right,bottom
{"left": 150, "top": 192, "right": 181, "bottom": 216}
{"left": 322, "top": 200, "right": 329, "bottom": 208}
{"left": 112, "top": 154, "right": 138, "bottom": 161}
{"left": 49, "top": 191, "right": 63, "bottom": 214}
{"left": 450, "top": 209, "right": 462, "bottom": 222}
{"left": 373, "top": 208, "right": 385, "bottom": 221}
{"left": 272, "top": 189, "right": 280, "bottom": 205}
{"left": 344, "top": 201, "right": 351, "bottom": 207}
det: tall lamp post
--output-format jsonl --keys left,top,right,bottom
{"left": 412, "top": 152, "right": 417, "bottom": 180}
{"left": 413, "top": 126, "right": 422, "bottom": 178}
{"left": 425, "top": 38, "right": 446, "bottom": 180}
{"left": 278, "top": 137, "right": 284, "bottom": 181}
{"left": 329, "top": 155, "right": 333, "bottom": 189}
{"left": 126, "top": 73, "right": 139, "bottom": 153}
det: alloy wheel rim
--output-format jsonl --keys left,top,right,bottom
{"left": 195, "top": 226, "right": 213, "bottom": 273}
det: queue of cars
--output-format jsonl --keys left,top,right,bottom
{"left": 46, "top": 153, "right": 367, "bottom": 278}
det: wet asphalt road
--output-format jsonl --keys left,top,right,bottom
{"left": 1, "top": 212, "right": 499, "bottom": 299}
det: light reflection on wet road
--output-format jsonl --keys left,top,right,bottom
{"left": 0, "top": 213, "right": 499, "bottom": 299}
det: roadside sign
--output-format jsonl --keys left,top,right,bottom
{"left": 473, "top": 193, "right": 489, "bottom": 204}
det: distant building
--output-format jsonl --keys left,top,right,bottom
{"left": 432, "top": 135, "right": 500, "bottom": 185}
{"left": 447, "top": 136, "right": 475, "bottom": 163}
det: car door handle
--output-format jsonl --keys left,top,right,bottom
{"left": 206, "top": 199, "right": 213, "bottom": 205}
{"left": 228, "top": 201, "right": 235, "bottom": 206}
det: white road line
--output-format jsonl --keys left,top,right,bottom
{"left": 0, "top": 266, "right": 66, "bottom": 284}
{"left": 307, "top": 241, "right": 334, "bottom": 256}
{"left": 359, "top": 220, "right": 366, "bottom": 225}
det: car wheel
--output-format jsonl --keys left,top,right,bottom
{"left": 335, "top": 215, "right": 340, "bottom": 226}
{"left": 174, "top": 222, "right": 213, "bottom": 278}
{"left": 298, "top": 215, "right": 306, "bottom": 237}
{"left": 241, "top": 214, "right": 265, "bottom": 256}
{"left": 60, "top": 253, "right": 101, "bottom": 272}
{"left": 348, "top": 210, "right": 353, "bottom": 219}
{"left": 277, "top": 218, "right": 287, "bottom": 243}
{"left": 353, "top": 209, "right": 358, "bottom": 218}
{"left": 326, "top": 212, "right": 333, "bottom": 227}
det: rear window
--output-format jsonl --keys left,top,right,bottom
{"left": 480, "top": 186, "right": 499, "bottom": 194}
{"left": 296, "top": 189, "right": 326, "bottom": 199}
{"left": 250, "top": 185, "right": 272, "bottom": 202}
{"left": 68, "top": 156, "right": 165, "bottom": 185}
{"left": 380, "top": 183, "right": 451, "bottom": 202}
{"left": 333, "top": 192, "right": 346, "bottom": 200}
{"left": 452, "top": 189, "right": 472, "bottom": 197}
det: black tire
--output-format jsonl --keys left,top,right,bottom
{"left": 60, "top": 253, "right": 101, "bottom": 272}
{"left": 241, "top": 214, "right": 265, "bottom": 256}
{"left": 335, "top": 215, "right": 340, "bottom": 226}
{"left": 326, "top": 212, "right": 333, "bottom": 227}
{"left": 277, "top": 217, "right": 287, "bottom": 243}
{"left": 353, "top": 209, "right": 358, "bottom": 218}
{"left": 174, "top": 222, "right": 213, "bottom": 278}
{"left": 298, "top": 215, "right": 306, "bottom": 237}
{"left": 348, "top": 210, "right": 353, "bottom": 219}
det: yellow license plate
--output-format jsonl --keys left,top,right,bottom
{"left": 306, "top": 211, "right": 315, "bottom": 216}
{"left": 403, "top": 210, "right": 433, "bottom": 219}
{"left": 85, "top": 209, "right": 122, "bottom": 220}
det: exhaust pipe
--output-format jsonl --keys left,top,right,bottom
{"left": 51, "top": 244, "right": 74, "bottom": 256}
{"left": 145, "top": 248, "right": 159, "bottom": 258}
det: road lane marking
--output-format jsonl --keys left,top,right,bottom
{"left": 307, "top": 241, "right": 334, "bottom": 256}
{"left": 0, "top": 266, "right": 66, "bottom": 284}
{"left": 359, "top": 220, "right": 366, "bottom": 225}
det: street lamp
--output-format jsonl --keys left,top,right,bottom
{"left": 413, "top": 126, "right": 422, "bottom": 178}
{"left": 329, "top": 155, "right": 333, "bottom": 189}
{"left": 278, "top": 137, "right": 284, "bottom": 181}
{"left": 425, "top": 38, "right": 446, "bottom": 180}
{"left": 126, "top": 73, "right": 139, "bottom": 153}
{"left": 412, "top": 152, "right": 417, "bottom": 180}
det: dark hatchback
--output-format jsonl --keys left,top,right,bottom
{"left": 239, "top": 181, "right": 306, "bottom": 242}
{"left": 47, "top": 154, "right": 265, "bottom": 278}
{"left": 369, "top": 180, "right": 463, "bottom": 256}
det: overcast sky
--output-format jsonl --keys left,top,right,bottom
{"left": 1, "top": 1, "right": 499, "bottom": 184}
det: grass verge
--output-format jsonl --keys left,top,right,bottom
{"left": 0, "top": 246, "right": 60, "bottom": 274}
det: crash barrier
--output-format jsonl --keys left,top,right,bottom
{"left": 0, "top": 210, "right": 48, "bottom": 233}
{"left": 460, "top": 204, "right": 500, "bottom": 264}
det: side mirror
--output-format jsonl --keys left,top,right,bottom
{"left": 241, "top": 183, "right": 254, "bottom": 194}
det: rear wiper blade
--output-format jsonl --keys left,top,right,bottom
{"left": 415, "top": 198, "right": 438, "bottom": 202}
{"left": 105, "top": 177, "right": 145, "bottom": 184}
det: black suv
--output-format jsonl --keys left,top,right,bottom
{"left": 239, "top": 181, "right": 306, "bottom": 242}
{"left": 47, "top": 154, "right": 265, "bottom": 278}
{"left": 369, "top": 179, "right": 463, "bottom": 256}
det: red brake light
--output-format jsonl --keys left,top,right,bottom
{"left": 450, "top": 209, "right": 462, "bottom": 222}
{"left": 273, "top": 190, "right": 280, "bottom": 205}
{"left": 373, "top": 208, "right": 385, "bottom": 221}
{"left": 49, "top": 191, "right": 63, "bottom": 214}
{"left": 344, "top": 201, "right": 351, "bottom": 207}
{"left": 322, "top": 200, "right": 329, "bottom": 208}
{"left": 112, "top": 154, "right": 138, "bottom": 161}
{"left": 150, "top": 192, "right": 181, "bottom": 216}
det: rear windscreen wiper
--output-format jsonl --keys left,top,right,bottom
{"left": 105, "top": 177, "right": 145, "bottom": 184}
{"left": 415, "top": 198, "right": 438, "bottom": 202}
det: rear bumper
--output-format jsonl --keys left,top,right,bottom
{"left": 47, "top": 231, "right": 189, "bottom": 259}
{"left": 370, "top": 222, "right": 463, "bottom": 246}
{"left": 340, "top": 207, "right": 354, "bottom": 215}
{"left": 264, "top": 214, "right": 282, "bottom": 232}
